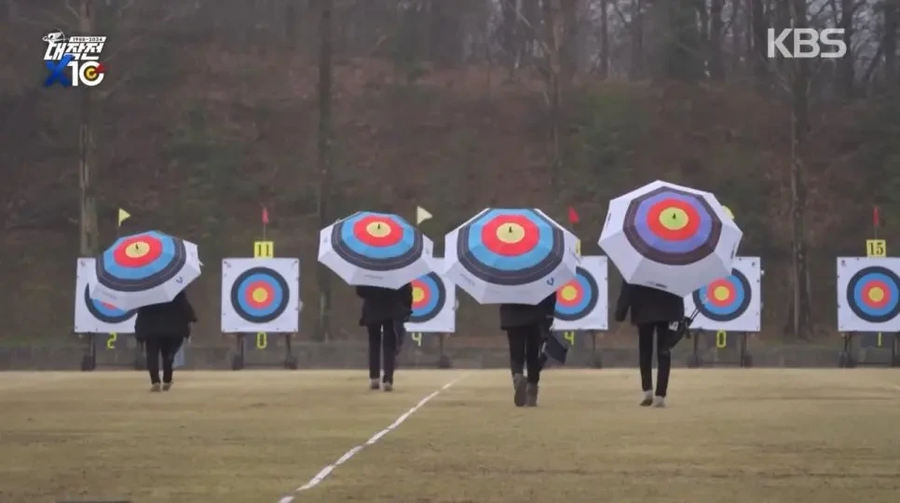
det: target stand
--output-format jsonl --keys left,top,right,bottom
{"left": 404, "top": 259, "right": 456, "bottom": 368}
{"left": 839, "top": 332, "right": 899, "bottom": 368}
{"left": 74, "top": 258, "right": 143, "bottom": 371}
{"left": 221, "top": 258, "right": 301, "bottom": 370}
{"left": 683, "top": 257, "right": 761, "bottom": 368}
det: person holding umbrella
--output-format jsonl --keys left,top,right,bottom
{"left": 500, "top": 292, "right": 556, "bottom": 406}
{"left": 356, "top": 282, "right": 412, "bottom": 391}
{"left": 443, "top": 208, "right": 580, "bottom": 406}
{"left": 136, "top": 290, "right": 198, "bottom": 391}
{"left": 614, "top": 281, "right": 682, "bottom": 407}
{"left": 318, "top": 211, "right": 434, "bottom": 391}
{"left": 598, "top": 180, "right": 742, "bottom": 407}
{"left": 90, "top": 230, "right": 202, "bottom": 392}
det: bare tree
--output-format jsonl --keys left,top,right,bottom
{"left": 315, "top": 0, "right": 334, "bottom": 342}
{"left": 77, "top": 0, "right": 99, "bottom": 257}
{"left": 598, "top": 0, "right": 610, "bottom": 78}
{"left": 709, "top": 0, "right": 725, "bottom": 79}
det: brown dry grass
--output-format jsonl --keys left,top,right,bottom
{"left": 1, "top": 369, "right": 899, "bottom": 503}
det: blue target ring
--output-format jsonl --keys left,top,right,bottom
{"left": 83, "top": 285, "right": 135, "bottom": 323}
{"left": 846, "top": 266, "right": 900, "bottom": 323}
{"left": 457, "top": 209, "right": 564, "bottom": 285}
{"left": 692, "top": 269, "right": 751, "bottom": 321}
{"left": 554, "top": 267, "right": 598, "bottom": 321}
{"left": 331, "top": 212, "right": 423, "bottom": 271}
{"left": 230, "top": 267, "right": 290, "bottom": 323}
{"left": 409, "top": 273, "right": 446, "bottom": 323}
{"left": 96, "top": 230, "right": 187, "bottom": 292}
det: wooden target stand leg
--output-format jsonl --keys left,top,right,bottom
{"left": 687, "top": 330, "right": 702, "bottom": 368}
{"left": 231, "top": 333, "right": 297, "bottom": 370}
{"left": 80, "top": 334, "right": 144, "bottom": 371}
{"left": 590, "top": 331, "right": 603, "bottom": 369}
{"left": 839, "top": 332, "right": 857, "bottom": 368}
{"left": 437, "top": 333, "right": 452, "bottom": 368}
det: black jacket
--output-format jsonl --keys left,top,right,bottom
{"left": 614, "top": 281, "right": 684, "bottom": 326}
{"left": 135, "top": 291, "right": 197, "bottom": 340}
{"left": 356, "top": 284, "right": 413, "bottom": 326}
{"left": 499, "top": 293, "right": 557, "bottom": 330}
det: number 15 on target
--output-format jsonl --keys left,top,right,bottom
{"left": 866, "top": 239, "right": 886, "bottom": 258}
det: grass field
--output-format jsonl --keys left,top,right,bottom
{"left": 1, "top": 369, "right": 899, "bottom": 503}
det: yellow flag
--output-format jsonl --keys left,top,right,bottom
{"left": 722, "top": 205, "right": 734, "bottom": 220}
{"left": 415, "top": 206, "right": 432, "bottom": 225}
{"left": 117, "top": 208, "right": 130, "bottom": 226}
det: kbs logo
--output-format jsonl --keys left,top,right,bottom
{"left": 42, "top": 30, "right": 107, "bottom": 87}
{"left": 767, "top": 28, "right": 847, "bottom": 59}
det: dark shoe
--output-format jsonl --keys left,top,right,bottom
{"left": 150, "top": 383, "right": 161, "bottom": 392}
{"left": 369, "top": 378, "right": 380, "bottom": 390}
{"left": 512, "top": 373, "right": 527, "bottom": 407}
{"left": 162, "top": 381, "right": 172, "bottom": 391}
{"left": 525, "top": 383, "right": 538, "bottom": 407}
{"left": 639, "top": 390, "right": 653, "bottom": 406}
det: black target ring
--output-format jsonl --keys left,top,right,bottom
{"left": 846, "top": 266, "right": 900, "bottom": 323}
{"left": 83, "top": 284, "right": 136, "bottom": 324}
{"left": 554, "top": 267, "right": 599, "bottom": 321}
{"left": 409, "top": 272, "right": 446, "bottom": 323}
{"left": 692, "top": 268, "right": 752, "bottom": 322}
{"left": 230, "top": 267, "right": 290, "bottom": 323}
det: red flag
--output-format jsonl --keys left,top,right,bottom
{"left": 873, "top": 206, "right": 879, "bottom": 227}
{"left": 261, "top": 206, "right": 269, "bottom": 225}
{"left": 567, "top": 206, "right": 579, "bottom": 224}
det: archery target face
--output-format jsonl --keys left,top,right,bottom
{"left": 683, "top": 257, "right": 761, "bottom": 332}
{"left": 96, "top": 230, "right": 187, "bottom": 292}
{"left": 221, "top": 258, "right": 300, "bottom": 333}
{"left": 552, "top": 256, "right": 608, "bottom": 330}
{"left": 623, "top": 185, "right": 723, "bottom": 266}
{"left": 456, "top": 209, "right": 565, "bottom": 286}
{"left": 405, "top": 258, "right": 456, "bottom": 333}
{"left": 74, "top": 258, "right": 136, "bottom": 333}
{"left": 330, "top": 212, "right": 423, "bottom": 271}
{"left": 837, "top": 257, "right": 900, "bottom": 332}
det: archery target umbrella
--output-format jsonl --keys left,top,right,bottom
{"left": 444, "top": 208, "right": 580, "bottom": 305}
{"left": 318, "top": 211, "right": 434, "bottom": 289}
{"left": 598, "top": 180, "right": 742, "bottom": 297}
{"left": 90, "top": 230, "right": 202, "bottom": 311}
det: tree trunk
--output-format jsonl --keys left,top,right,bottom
{"left": 836, "top": 0, "right": 855, "bottom": 99}
{"left": 542, "top": 0, "right": 563, "bottom": 195}
{"left": 709, "top": 0, "right": 724, "bottom": 79}
{"left": 629, "top": 0, "right": 644, "bottom": 79}
{"left": 315, "top": 0, "right": 333, "bottom": 342}
{"left": 599, "top": 0, "right": 609, "bottom": 78}
{"left": 750, "top": 0, "right": 768, "bottom": 92}
{"left": 789, "top": 0, "right": 812, "bottom": 339}
{"left": 560, "top": 0, "right": 578, "bottom": 83}
{"left": 78, "top": 0, "right": 99, "bottom": 257}
{"left": 885, "top": 0, "right": 898, "bottom": 85}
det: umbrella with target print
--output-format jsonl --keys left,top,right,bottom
{"left": 90, "top": 230, "right": 202, "bottom": 311}
{"left": 444, "top": 208, "right": 579, "bottom": 304}
{"left": 599, "top": 180, "right": 742, "bottom": 297}
{"left": 318, "top": 211, "right": 434, "bottom": 288}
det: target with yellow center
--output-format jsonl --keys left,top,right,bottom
{"left": 554, "top": 266, "right": 599, "bottom": 321}
{"left": 409, "top": 272, "right": 446, "bottom": 323}
{"left": 331, "top": 211, "right": 423, "bottom": 271}
{"left": 231, "top": 267, "right": 290, "bottom": 323}
{"left": 692, "top": 268, "right": 752, "bottom": 322}
{"left": 846, "top": 266, "right": 900, "bottom": 323}
{"left": 623, "top": 186, "right": 723, "bottom": 265}
{"left": 457, "top": 208, "right": 564, "bottom": 286}
{"left": 96, "top": 230, "right": 187, "bottom": 292}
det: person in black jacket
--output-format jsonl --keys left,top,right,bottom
{"left": 614, "top": 280, "right": 684, "bottom": 408}
{"left": 135, "top": 290, "right": 197, "bottom": 392}
{"left": 499, "top": 293, "right": 556, "bottom": 407}
{"left": 357, "top": 283, "right": 413, "bottom": 392}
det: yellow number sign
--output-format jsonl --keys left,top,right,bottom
{"left": 254, "top": 241, "right": 274, "bottom": 258}
{"left": 877, "top": 332, "right": 883, "bottom": 347}
{"left": 106, "top": 333, "right": 117, "bottom": 349}
{"left": 563, "top": 331, "right": 576, "bottom": 345}
{"left": 715, "top": 330, "right": 727, "bottom": 349}
{"left": 256, "top": 332, "right": 268, "bottom": 349}
{"left": 411, "top": 332, "right": 423, "bottom": 347}
{"left": 866, "top": 239, "right": 886, "bottom": 257}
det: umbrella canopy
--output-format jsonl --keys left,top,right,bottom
{"left": 90, "top": 230, "right": 202, "bottom": 310}
{"left": 598, "top": 180, "right": 742, "bottom": 297}
{"left": 318, "top": 211, "right": 434, "bottom": 288}
{"left": 444, "top": 208, "right": 579, "bottom": 304}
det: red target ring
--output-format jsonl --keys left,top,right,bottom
{"left": 705, "top": 278, "right": 735, "bottom": 307}
{"left": 557, "top": 281, "right": 584, "bottom": 307}
{"left": 244, "top": 280, "right": 275, "bottom": 309}
{"left": 112, "top": 235, "right": 164, "bottom": 267}
{"left": 646, "top": 199, "right": 701, "bottom": 241}
{"left": 862, "top": 280, "right": 891, "bottom": 309}
{"left": 412, "top": 280, "right": 432, "bottom": 310}
{"left": 352, "top": 215, "right": 404, "bottom": 247}
{"left": 481, "top": 214, "right": 540, "bottom": 256}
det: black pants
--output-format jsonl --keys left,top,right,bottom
{"left": 506, "top": 325, "right": 542, "bottom": 384}
{"left": 145, "top": 335, "right": 183, "bottom": 384}
{"left": 367, "top": 321, "right": 398, "bottom": 383}
{"left": 638, "top": 322, "right": 672, "bottom": 397}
